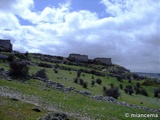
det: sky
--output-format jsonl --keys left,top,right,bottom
{"left": 0, "top": 0, "right": 160, "bottom": 73}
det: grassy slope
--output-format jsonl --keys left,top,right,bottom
{"left": 1, "top": 79, "right": 158, "bottom": 120}
{"left": 0, "top": 53, "right": 160, "bottom": 119}
{"left": 0, "top": 96, "right": 47, "bottom": 120}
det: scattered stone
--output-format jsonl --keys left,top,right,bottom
{"left": 79, "top": 91, "right": 92, "bottom": 96}
{"left": 65, "top": 86, "right": 75, "bottom": 91}
{"left": 0, "top": 68, "right": 5, "bottom": 72}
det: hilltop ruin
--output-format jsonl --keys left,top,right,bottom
{"left": 94, "top": 58, "right": 112, "bottom": 65}
{"left": 68, "top": 53, "right": 88, "bottom": 62}
{"left": 68, "top": 53, "right": 112, "bottom": 65}
{"left": 0, "top": 39, "right": 12, "bottom": 52}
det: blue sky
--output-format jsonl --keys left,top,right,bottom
{"left": 0, "top": 0, "right": 160, "bottom": 73}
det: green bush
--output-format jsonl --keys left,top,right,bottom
{"left": 154, "top": 88, "right": 160, "bottom": 97}
{"left": 105, "top": 87, "right": 120, "bottom": 99}
{"left": 9, "top": 61, "right": 29, "bottom": 79}
{"left": 91, "top": 80, "right": 95, "bottom": 86}
{"left": 79, "top": 79, "right": 84, "bottom": 85}
{"left": 119, "top": 84, "right": 123, "bottom": 90}
{"left": 35, "top": 69, "right": 48, "bottom": 80}
{"left": 83, "top": 82, "right": 88, "bottom": 89}
{"left": 96, "top": 78, "right": 102, "bottom": 85}
{"left": 124, "top": 85, "right": 134, "bottom": 95}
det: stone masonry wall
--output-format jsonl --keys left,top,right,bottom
{"left": 0, "top": 39, "right": 12, "bottom": 51}
{"left": 94, "top": 58, "right": 112, "bottom": 65}
{"left": 68, "top": 54, "right": 88, "bottom": 62}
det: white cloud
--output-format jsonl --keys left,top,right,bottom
{"left": 0, "top": 0, "right": 159, "bottom": 73}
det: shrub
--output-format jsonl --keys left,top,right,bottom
{"left": 35, "top": 69, "right": 48, "bottom": 80}
{"left": 134, "top": 86, "right": 141, "bottom": 94}
{"left": 105, "top": 87, "right": 120, "bottom": 99}
{"left": 77, "top": 70, "right": 81, "bottom": 77}
{"left": 140, "top": 89, "right": 148, "bottom": 96}
{"left": 92, "top": 76, "right": 94, "bottom": 79}
{"left": 110, "top": 83, "right": 114, "bottom": 88}
{"left": 119, "top": 84, "right": 123, "bottom": 90}
{"left": 154, "top": 88, "right": 160, "bottom": 97}
{"left": 54, "top": 68, "right": 58, "bottom": 73}
{"left": 38, "top": 62, "right": 52, "bottom": 68}
{"left": 136, "top": 82, "right": 140, "bottom": 88}
{"left": 14, "top": 52, "right": 28, "bottom": 60}
{"left": 103, "top": 86, "right": 107, "bottom": 91}
{"left": 124, "top": 85, "right": 134, "bottom": 95}
{"left": 7, "top": 54, "right": 15, "bottom": 62}
{"left": 9, "top": 61, "right": 29, "bottom": 79}
{"left": 25, "top": 51, "right": 29, "bottom": 57}
{"left": 128, "top": 78, "right": 131, "bottom": 83}
{"left": 91, "top": 80, "right": 95, "bottom": 86}
{"left": 79, "top": 79, "right": 84, "bottom": 85}
{"left": 96, "top": 78, "right": 102, "bottom": 85}
{"left": 74, "top": 78, "right": 78, "bottom": 83}
{"left": 117, "top": 76, "right": 123, "bottom": 82}
{"left": 83, "top": 82, "right": 88, "bottom": 89}
{"left": 142, "top": 79, "right": 158, "bottom": 86}
{"left": 54, "top": 64, "right": 59, "bottom": 69}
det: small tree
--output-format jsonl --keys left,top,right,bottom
{"left": 9, "top": 61, "right": 29, "bottom": 80}
{"left": 74, "top": 78, "right": 78, "bottom": 83}
{"left": 154, "top": 88, "right": 160, "bottom": 97}
{"left": 83, "top": 82, "right": 88, "bottom": 89}
{"left": 134, "top": 86, "right": 141, "bottom": 94}
{"left": 103, "top": 86, "right": 107, "bottom": 92}
{"left": 110, "top": 83, "right": 114, "bottom": 88}
{"left": 96, "top": 78, "right": 102, "bottom": 85}
{"left": 119, "top": 84, "right": 123, "bottom": 90}
{"left": 35, "top": 69, "right": 48, "bottom": 80}
{"left": 124, "top": 85, "right": 134, "bottom": 95}
{"left": 79, "top": 79, "right": 84, "bottom": 85}
{"left": 140, "top": 89, "right": 148, "bottom": 96}
{"left": 117, "top": 76, "right": 123, "bottom": 82}
{"left": 92, "top": 76, "right": 94, "bottom": 79}
{"left": 136, "top": 82, "right": 140, "bottom": 88}
{"left": 91, "top": 80, "right": 95, "bottom": 86}
{"left": 105, "top": 87, "right": 120, "bottom": 99}
{"left": 77, "top": 70, "right": 81, "bottom": 77}
{"left": 25, "top": 51, "right": 29, "bottom": 57}
{"left": 128, "top": 78, "right": 131, "bottom": 83}
{"left": 7, "top": 54, "right": 15, "bottom": 62}
{"left": 54, "top": 68, "right": 58, "bottom": 73}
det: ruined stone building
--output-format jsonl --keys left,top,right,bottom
{"left": 68, "top": 53, "right": 88, "bottom": 62}
{"left": 0, "top": 39, "right": 12, "bottom": 52}
{"left": 94, "top": 58, "right": 112, "bottom": 65}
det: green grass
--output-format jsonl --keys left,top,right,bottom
{"left": 0, "top": 53, "right": 160, "bottom": 119}
{"left": 1, "top": 79, "right": 159, "bottom": 120}
{"left": 0, "top": 96, "right": 47, "bottom": 120}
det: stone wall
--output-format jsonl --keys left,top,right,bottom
{"left": 0, "top": 39, "right": 12, "bottom": 51}
{"left": 68, "top": 54, "right": 88, "bottom": 62}
{"left": 94, "top": 58, "right": 112, "bottom": 65}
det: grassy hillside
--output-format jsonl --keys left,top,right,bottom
{"left": 0, "top": 52, "right": 160, "bottom": 120}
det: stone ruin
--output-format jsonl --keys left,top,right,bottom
{"left": 0, "top": 39, "right": 12, "bottom": 52}
{"left": 94, "top": 58, "right": 112, "bottom": 65}
{"left": 68, "top": 53, "right": 88, "bottom": 62}
{"left": 68, "top": 53, "right": 112, "bottom": 65}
